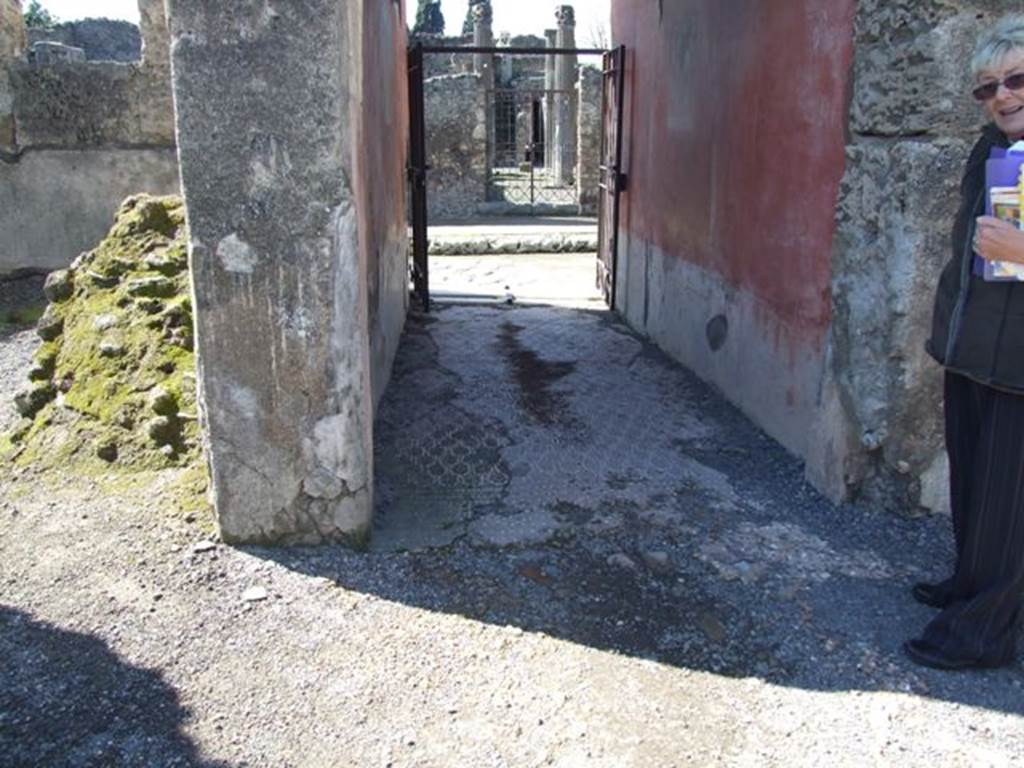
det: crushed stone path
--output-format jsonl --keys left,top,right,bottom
{"left": 2, "top": 301, "right": 1024, "bottom": 767}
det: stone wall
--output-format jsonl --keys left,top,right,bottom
{"left": 813, "top": 1, "right": 1006, "bottom": 512}
{"left": 425, "top": 72, "right": 487, "bottom": 220}
{"left": 0, "top": 0, "right": 24, "bottom": 147}
{"left": 576, "top": 64, "right": 601, "bottom": 215}
{"left": 0, "top": 0, "right": 179, "bottom": 276}
{"left": 27, "top": 19, "right": 141, "bottom": 62}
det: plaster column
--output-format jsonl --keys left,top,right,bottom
{"left": 553, "top": 5, "right": 577, "bottom": 186}
{"left": 543, "top": 28, "right": 556, "bottom": 173}
{"left": 166, "top": 1, "right": 375, "bottom": 545}
{"left": 0, "top": 0, "right": 24, "bottom": 148}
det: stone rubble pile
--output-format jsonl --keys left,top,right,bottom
{"left": 5, "top": 195, "right": 202, "bottom": 475}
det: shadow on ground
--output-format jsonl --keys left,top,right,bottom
{"left": 257, "top": 304, "right": 1024, "bottom": 718}
{"left": 0, "top": 606, "right": 227, "bottom": 768}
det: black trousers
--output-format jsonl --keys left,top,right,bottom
{"left": 921, "top": 372, "right": 1024, "bottom": 664}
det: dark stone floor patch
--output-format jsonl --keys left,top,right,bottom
{"left": 494, "top": 321, "right": 576, "bottom": 426}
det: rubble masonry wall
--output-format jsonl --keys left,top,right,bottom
{"left": 813, "top": 0, "right": 1011, "bottom": 512}
{"left": 425, "top": 72, "right": 488, "bottom": 220}
{"left": 0, "top": 0, "right": 179, "bottom": 276}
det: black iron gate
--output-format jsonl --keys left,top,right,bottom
{"left": 407, "top": 44, "right": 619, "bottom": 311}
{"left": 596, "top": 45, "right": 626, "bottom": 308}
{"left": 487, "top": 88, "right": 577, "bottom": 210}
{"left": 407, "top": 43, "right": 430, "bottom": 311}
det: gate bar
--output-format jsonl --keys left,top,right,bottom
{"left": 420, "top": 45, "right": 606, "bottom": 56}
{"left": 609, "top": 44, "right": 626, "bottom": 310}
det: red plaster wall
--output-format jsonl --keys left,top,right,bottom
{"left": 357, "top": 0, "right": 408, "bottom": 333}
{"left": 612, "top": 0, "right": 855, "bottom": 343}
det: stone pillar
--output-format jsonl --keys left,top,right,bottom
{"left": 472, "top": 3, "right": 495, "bottom": 184}
{"left": 0, "top": 0, "right": 24, "bottom": 148}
{"left": 498, "top": 31, "right": 512, "bottom": 85}
{"left": 472, "top": 3, "right": 493, "bottom": 81}
{"left": 166, "top": 1, "right": 374, "bottom": 545}
{"left": 576, "top": 65, "right": 602, "bottom": 214}
{"left": 553, "top": 5, "right": 577, "bottom": 186}
{"left": 0, "top": 0, "right": 24, "bottom": 61}
{"left": 138, "top": 0, "right": 170, "bottom": 72}
{"left": 543, "top": 28, "right": 556, "bottom": 173}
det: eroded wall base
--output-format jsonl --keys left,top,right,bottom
{"left": 616, "top": 232, "right": 826, "bottom": 463}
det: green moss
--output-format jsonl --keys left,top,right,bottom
{"left": 8, "top": 194, "right": 209, "bottom": 520}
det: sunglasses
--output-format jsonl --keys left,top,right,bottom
{"left": 972, "top": 72, "right": 1024, "bottom": 102}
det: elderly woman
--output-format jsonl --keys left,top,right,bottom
{"left": 912, "top": 14, "right": 1024, "bottom": 670}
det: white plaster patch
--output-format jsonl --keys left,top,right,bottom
{"left": 226, "top": 384, "right": 260, "bottom": 422}
{"left": 330, "top": 489, "right": 371, "bottom": 532}
{"left": 310, "top": 404, "right": 369, "bottom": 492}
{"left": 216, "top": 233, "right": 258, "bottom": 274}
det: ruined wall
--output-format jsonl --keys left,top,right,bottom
{"left": 357, "top": 0, "right": 410, "bottom": 406}
{"left": 813, "top": 1, "right": 1008, "bottom": 512}
{"left": 0, "top": 0, "right": 179, "bottom": 276}
{"left": 576, "top": 64, "right": 601, "bottom": 215}
{"left": 416, "top": 34, "right": 472, "bottom": 78}
{"left": 425, "top": 72, "right": 487, "bottom": 220}
{"left": 611, "top": 0, "right": 856, "bottom": 464}
{"left": 0, "top": 0, "right": 25, "bottom": 147}
{"left": 27, "top": 19, "right": 142, "bottom": 62}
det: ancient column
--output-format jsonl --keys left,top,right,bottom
{"left": 166, "top": 1, "right": 375, "bottom": 545}
{"left": 472, "top": 2, "right": 494, "bottom": 80}
{"left": 473, "top": 3, "right": 495, "bottom": 183}
{"left": 0, "top": 0, "right": 25, "bottom": 148}
{"left": 576, "top": 65, "right": 602, "bottom": 214}
{"left": 553, "top": 5, "right": 577, "bottom": 186}
{"left": 498, "top": 31, "right": 512, "bottom": 85}
{"left": 138, "top": 0, "right": 170, "bottom": 72}
{"left": 543, "top": 29, "right": 557, "bottom": 174}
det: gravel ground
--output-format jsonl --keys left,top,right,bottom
{"left": 2, "top": 294, "right": 1024, "bottom": 767}
{"left": 0, "top": 274, "right": 46, "bottom": 434}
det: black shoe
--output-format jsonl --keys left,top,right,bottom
{"left": 903, "top": 639, "right": 1007, "bottom": 671}
{"left": 911, "top": 581, "right": 952, "bottom": 609}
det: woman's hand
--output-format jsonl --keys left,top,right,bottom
{"left": 975, "top": 216, "right": 1024, "bottom": 265}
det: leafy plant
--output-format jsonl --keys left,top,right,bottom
{"left": 413, "top": 0, "right": 444, "bottom": 36}
{"left": 23, "top": 0, "right": 59, "bottom": 29}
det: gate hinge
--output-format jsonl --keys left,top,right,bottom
{"left": 616, "top": 172, "right": 629, "bottom": 192}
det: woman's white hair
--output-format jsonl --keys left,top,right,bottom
{"left": 973, "top": 14, "right": 1024, "bottom": 75}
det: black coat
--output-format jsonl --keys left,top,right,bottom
{"left": 926, "top": 125, "right": 1024, "bottom": 393}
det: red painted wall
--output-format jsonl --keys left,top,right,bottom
{"left": 612, "top": 0, "right": 855, "bottom": 343}
{"left": 356, "top": 0, "right": 410, "bottom": 401}
{"left": 357, "top": 0, "right": 408, "bottom": 313}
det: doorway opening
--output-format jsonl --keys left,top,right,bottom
{"left": 407, "top": 43, "right": 626, "bottom": 311}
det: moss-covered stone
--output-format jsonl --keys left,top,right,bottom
{"left": 43, "top": 269, "right": 74, "bottom": 303}
{"left": 36, "top": 305, "right": 64, "bottom": 341}
{"left": 28, "top": 344, "right": 57, "bottom": 381}
{"left": 14, "top": 381, "right": 56, "bottom": 418}
{"left": 147, "top": 386, "right": 178, "bottom": 417}
{"left": 5, "top": 194, "right": 210, "bottom": 524}
{"left": 126, "top": 276, "right": 176, "bottom": 299}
